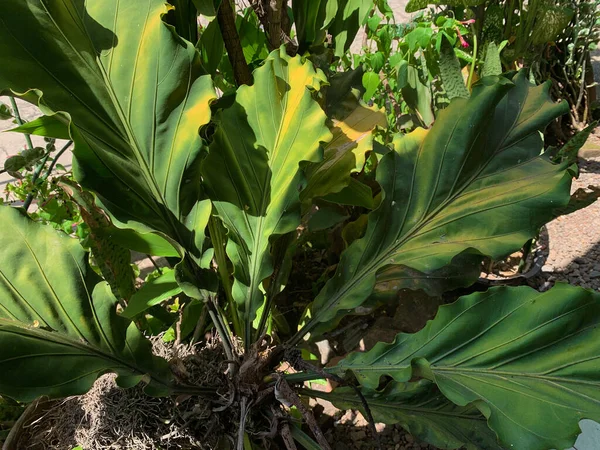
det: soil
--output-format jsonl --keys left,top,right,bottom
{"left": 11, "top": 338, "right": 234, "bottom": 450}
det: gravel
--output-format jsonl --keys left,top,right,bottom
{"left": 531, "top": 153, "right": 600, "bottom": 293}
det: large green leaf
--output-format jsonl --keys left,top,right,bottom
{"left": 166, "top": 0, "right": 199, "bottom": 43}
{"left": 0, "top": 207, "right": 172, "bottom": 402}
{"left": 293, "top": 72, "right": 571, "bottom": 342}
{"left": 293, "top": 0, "right": 329, "bottom": 53}
{"left": 308, "top": 381, "right": 503, "bottom": 450}
{"left": 201, "top": 48, "right": 332, "bottom": 343}
{"left": 301, "top": 99, "right": 386, "bottom": 203}
{"left": 334, "top": 284, "right": 600, "bottom": 450}
{"left": 0, "top": 0, "right": 215, "bottom": 258}
{"left": 328, "top": 0, "right": 373, "bottom": 57}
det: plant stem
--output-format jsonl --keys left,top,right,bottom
{"left": 41, "top": 140, "right": 73, "bottom": 181}
{"left": 236, "top": 396, "right": 249, "bottom": 450}
{"left": 280, "top": 371, "right": 327, "bottom": 384}
{"left": 217, "top": 0, "right": 252, "bottom": 86}
{"left": 207, "top": 299, "right": 237, "bottom": 376}
{"left": 266, "top": 0, "right": 284, "bottom": 50}
{"left": 170, "top": 383, "right": 219, "bottom": 397}
{"left": 9, "top": 97, "right": 33, "bottom": 150}
{"left": 467, "top": 25, "right": 478, "bottom": 89}
{"left": 208, "top": 216, "right": 242, "bottom": 336}
{"left": 22, "top": 153, "right": 51, "bottom": 212}
{"left": 146, "top": 254, "right": 163, "bottom": 275}
{"left": 23, "top": 140, "right": 73, "bottom": 211}
{"left": 192, "top": 303, "right": 209, "bottom": 344}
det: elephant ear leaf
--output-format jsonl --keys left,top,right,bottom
{"left": 293, "top": 72, "right": 572, "bottom": 342}
{"left": 301, "top": 98, "right": 387, "bottom": 203}
{"left": 334, "top": 283, "right": 600, "bottom": 450}
{"left": 201, "top": 48, "right": 332, "bottom": 343}
{"left": 0, "top": 0, "right": 215, "bottom": 257}
{"left": 0, "top": 207, "right": 172, "bottom": 402}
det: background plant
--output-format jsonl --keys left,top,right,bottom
{"left": 403, "top": 0, "right": 600, "bottom": 135}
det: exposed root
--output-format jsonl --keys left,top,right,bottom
{"left": 17, "top": 338, "right": 233, "bottom": 450}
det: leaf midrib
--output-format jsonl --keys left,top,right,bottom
{"left": 295, "top": 82, "right": 543, "bottom": 340}
{"left": 0, "top": 322, "right": 173, "bottom": 391}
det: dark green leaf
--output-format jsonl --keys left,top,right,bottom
{"left": 9, "top": 115, "right": 71, "bottom": 140}
{"left": 396, "top": 59, "right": 409, "bottom": 89}
{"left": 296, "top": 72, "right": 572, "bottom": 342}
{"left": 335, "top": 284, "right": 600, "bottom": 450}
{"left": 199, "top": 19, "right": 224, "bottom": 75}
{"left": 166, "top": 0, "right": 199, "bottom": 42}
{"left": 323, "top": 178, "right": 374, "bottom": 209}
{"left": 482, "top": 42, "right": 502, "bottom": 77}
{"left": 0, "top": 206, "right": 172, "bottom": 401}
{"left": 439, "top": 36, "right": 469, "bottom": 99}
{"left": 309, "top": 381, "right": 503, "bottom": 450}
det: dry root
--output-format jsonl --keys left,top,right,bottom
{"left": 17, "top": 337, "right": 233, "bottom": 450}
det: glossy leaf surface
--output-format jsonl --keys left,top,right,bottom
{"left": 0, "top": 0, "right": 215, "bottom": 255}
{"left": 335, "top": 284, "right": 600, "bottom": 450}
{"left": 296, "top": 72, "right": 571, "bottom": 341}
{"left": 0, "top": 207, "right": 171, "bottom": 402}
{"left": 201, "top": 49, "right": 331, "bottom": 342}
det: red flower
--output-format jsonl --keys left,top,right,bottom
{"left": 456, "top": 27, "right": 469, "bottom": 48}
